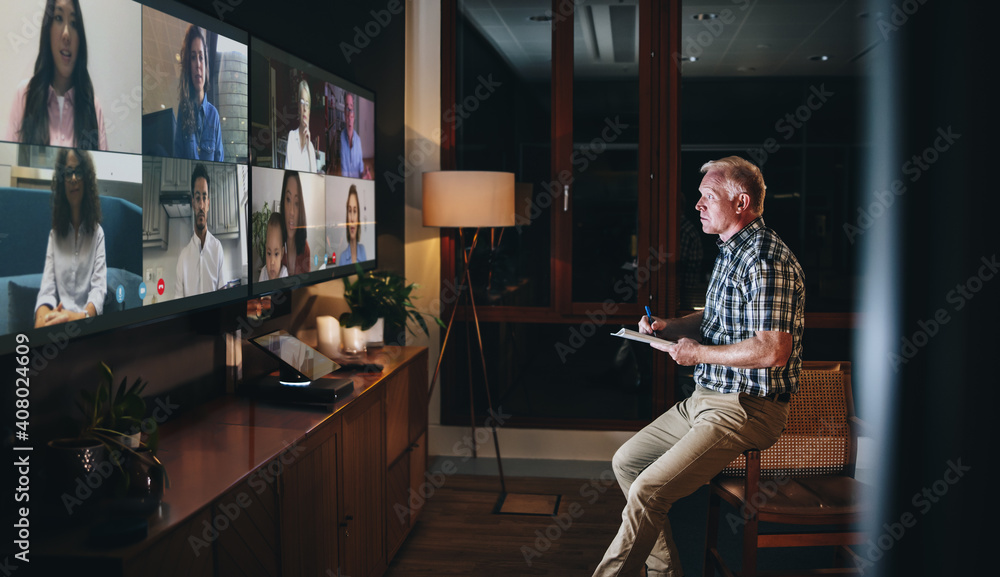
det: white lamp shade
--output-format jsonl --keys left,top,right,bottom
{"left": 422, "top": 171, "right": 516, "bottom": 228}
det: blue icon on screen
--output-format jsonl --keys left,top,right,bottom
{"left": 139, "top": 282, "right": 147, "bottom": 300}
{"left": 116, "top": 285, "right": 125, "bottom": 303}
{"left": 314, "top": 254, "right": 319, "bottom": 268}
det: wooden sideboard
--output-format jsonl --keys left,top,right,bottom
{"left": 36, "top": 346, "right": 429, "bottom": 577}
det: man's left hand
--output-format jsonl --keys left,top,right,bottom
{"left": 658, "top": 337, "right": 701, "bottom": 366}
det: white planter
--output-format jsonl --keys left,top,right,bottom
{"left": 341, "top": 326, "right": 367, "bottom": 355}
{"left": 118, "top": 432, "right": 141, "bottom": 449}
{"left": 364, "top": 318, "right": 385, "bottom": 346}
{"left": 316, "top": 315, "right": 341, "bottom": 359}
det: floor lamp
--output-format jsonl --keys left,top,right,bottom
{"left": 423, "top": 170, "right": 514, "bottom": 504}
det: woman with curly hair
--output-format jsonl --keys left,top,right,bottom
{"left": 5, "top": 0, "right": 107, "bottom": 150}
{"left": 173, "top": 24, "right": 223, "bottom": 161}
{"left": 34, "top": 148, "right": 107, "bottom": 327}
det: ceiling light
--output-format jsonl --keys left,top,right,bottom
{"left": 809, "top": 55, "right": 831, "bottom": 61}
{"left": 528, "top": 14, "right": 553, "bottom": 22}
{"left": 692, "top": 13, "right": 718, "bottom": 20}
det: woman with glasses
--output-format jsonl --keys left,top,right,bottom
{"left": 34, "top": 148, "right": 106, "bottom": 327}
{"left": 173, "top": 24, "right": 223, "bottom": 161}
{"left": 284, "top": 80, "right": 317, "bottom": 172}
{"left": 5, "top": 0, "right": 107, "bottom": 150}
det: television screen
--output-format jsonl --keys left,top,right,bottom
{"left": 250, "top": 165, "right": 328, "bottom": 288}
{"left": 249, "top": 37, "right": 376, "bottom": 295}
{"left": 140, "top": 0, "right": 249, "bottom": 163}
{"left": 0, "top": 0, "right": 250, "bottom": 355}
{"left": 0, "top": 0, "right": 142, "bottom": 153}
{"left": 0, "top": 0, "right": 380, "bottom": 355}
{"left": 0, "top": 142, "right": 144, "bottom": 336}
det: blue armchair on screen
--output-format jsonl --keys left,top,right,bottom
{"left": 0, "top": 187, "right": 143, "bottom": 334}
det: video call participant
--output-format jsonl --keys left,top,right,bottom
{"left": 592, "top": 156, "right": 805, "bottom": 577}
{"left": 339, "top": 92, "right": 371, "bottom": 179}
{"left": 341, "top": 184, "right": 366, "bottom": 265}
{"left": 285, "top": 80, "right": 316, "bottom": 172}
{"left": 34, "top": 148, "right": 106, "bottom": 327}
{"left": 281, "top": 170, "right": 310, "bottom": 276}
{"left": 6, "top": 0, "right": 107, "bottom": 150}
{"left": 259, "top": 212, "right": 288, "bottom": 281}
{"left": 175, "top": 164, "right": 224, "bottom": 297}
{"left": 174, "top": 25, "right": 223, "bottom": 162}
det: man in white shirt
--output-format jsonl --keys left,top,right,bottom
{"left": 175, "top": 164, "right": 224, "bottom": 298}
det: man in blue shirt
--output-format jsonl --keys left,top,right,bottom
{"left": 339, "top": 92, "right": 370, "bottom": 179}
{"left": 593, "top": 156, "right": 805, "bottom": 577}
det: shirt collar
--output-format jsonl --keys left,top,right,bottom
{"left": 717, "top": 216, "right": 765, "bottom": 252}
{"left": 201, "top": 95, "right": 210, "bottom": 114}
{"left": 47, "top": 85, "right": 75, "bottom": 105}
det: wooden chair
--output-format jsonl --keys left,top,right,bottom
{"left": 703, "top": 361, "right": 868, "bottom": 577}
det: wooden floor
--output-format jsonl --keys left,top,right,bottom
{"left": 385, "top": 472, "right": 845, "bottom": 576}
{"left": 385, "top": 474, "right": 628, "bottom": 576}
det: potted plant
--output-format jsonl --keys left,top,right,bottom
{"left": 48, "top": 363, "right": 168, "bottom": 512}
{"left": 340, "top": 264, "right": 444, "bottom": 347}
{"left": 251, "top": 201, "right": 274, "bottom": 277}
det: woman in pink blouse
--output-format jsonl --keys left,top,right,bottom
{"left": 6, "top": 0, "right": 107, "bottom": 150}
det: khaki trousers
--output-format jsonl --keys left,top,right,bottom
{"left": 593, "top": 386, "right": 790, "bottom": 577}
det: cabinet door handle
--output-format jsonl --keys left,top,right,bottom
{"left": 563, "top": 185, "right": 569, "bottom": 212}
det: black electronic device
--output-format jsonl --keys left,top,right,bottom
{"left": 245, "top": 330, "right": 353, "bottom": 404}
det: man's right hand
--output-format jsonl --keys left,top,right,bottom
{"left": 639, "top": 315, "right": 666, "bottom": 335}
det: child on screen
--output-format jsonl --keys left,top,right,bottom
{"left": 259, "top": 212, "right": 288, "bottom": 281}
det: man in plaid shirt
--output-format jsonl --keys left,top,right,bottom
{"left": 595, "top": 157, "right": 805, "bottom": 577}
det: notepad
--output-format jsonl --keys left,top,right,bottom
{"left": 611, "top": 328, "right": 676, "bottom": 346}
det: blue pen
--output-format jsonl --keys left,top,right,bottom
{"left": 645, "top": 306, "right": 653, "bottom": 323}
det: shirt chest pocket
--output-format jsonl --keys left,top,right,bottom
{"left": 719, "top": 281, "right": 751, "bottom": 334}
{"left": 199, "top": 132, "right": 218, "bottom": 158}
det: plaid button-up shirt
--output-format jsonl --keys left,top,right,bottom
{"left": 694, "top": 217, "right": 805, "bottom": 396}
